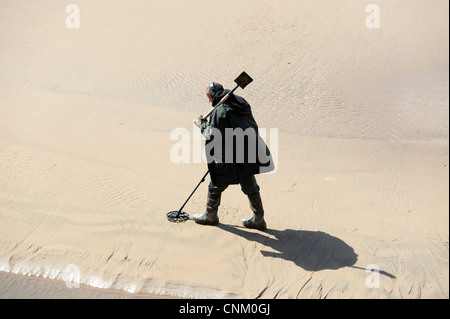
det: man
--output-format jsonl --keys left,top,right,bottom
{"left": 192, "top": 82, "right": 274, "bottom": 231}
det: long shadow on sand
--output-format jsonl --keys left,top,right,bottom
{"left": 217, "top": 224, "right": 395, "bottom": 278}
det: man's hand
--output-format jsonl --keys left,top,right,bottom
{"left": 193, "top": 115, "right": 206, "bottom": 128}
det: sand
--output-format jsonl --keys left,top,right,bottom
{"left": 0, "top": 0, "right": 448, "bottom": 299}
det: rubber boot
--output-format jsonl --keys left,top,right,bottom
{"left": 242, "top": 192, "right": 267, "bottom": 231}
{"left": 193, "top": 191, "right": 220, "bottom": 226}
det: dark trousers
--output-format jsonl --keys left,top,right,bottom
{"left": 208, "top": 174, "right": 260, "bottom": 196}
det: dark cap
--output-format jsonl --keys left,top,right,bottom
{"left": 208, "top": 82, "right": 224, "bottom": 98}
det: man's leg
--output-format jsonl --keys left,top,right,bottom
{"left": 192, "top": 181, "right": 227, "bottom": 226}
{"left": 240, "top": 175, "right": 267, "bottom": 231}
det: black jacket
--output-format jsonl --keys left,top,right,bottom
{"left": 201, "top": 90, "right": 275, "bottom": 187}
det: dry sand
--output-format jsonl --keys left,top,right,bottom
{"left": 0, "top": 0, "right": 448, "bottom": 298}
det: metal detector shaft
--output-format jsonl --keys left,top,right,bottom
{"left": 176, "top": 170, "right": 209, "bottom": 215}
{"left": 194, "top": 71, "right": 253, "bottom": 127}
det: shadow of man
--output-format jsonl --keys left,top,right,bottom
{"left": 217, "top": 224, "right": 395, "bottom": 279}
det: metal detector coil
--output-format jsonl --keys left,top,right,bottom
{"left": 167, "top": 210, "right": 190, "bottom": 223}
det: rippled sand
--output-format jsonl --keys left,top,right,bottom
{"left": 0, "top": 0, "right": 448, "bottom": 298}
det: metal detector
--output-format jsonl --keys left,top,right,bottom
{"left": 167, "top": 71, "right": 253, "bottom": 223}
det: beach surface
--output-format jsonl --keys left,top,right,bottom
{"left": 0, "top": 0, "right": 448, "bottom": 298}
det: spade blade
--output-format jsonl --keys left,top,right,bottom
{"left": 234, "top": 71, "right": 253, "bottom": 89}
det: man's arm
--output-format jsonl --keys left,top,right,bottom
{"left": 200, "top": 108, "right": 223, "bottom": 140}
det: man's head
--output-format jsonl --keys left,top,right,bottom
{"left": 206, "top": 82, "right": 224, "bottom": 103}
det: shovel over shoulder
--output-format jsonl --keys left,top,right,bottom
{"left": 193, "top": 71, "right": 253, "bottom": 128}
